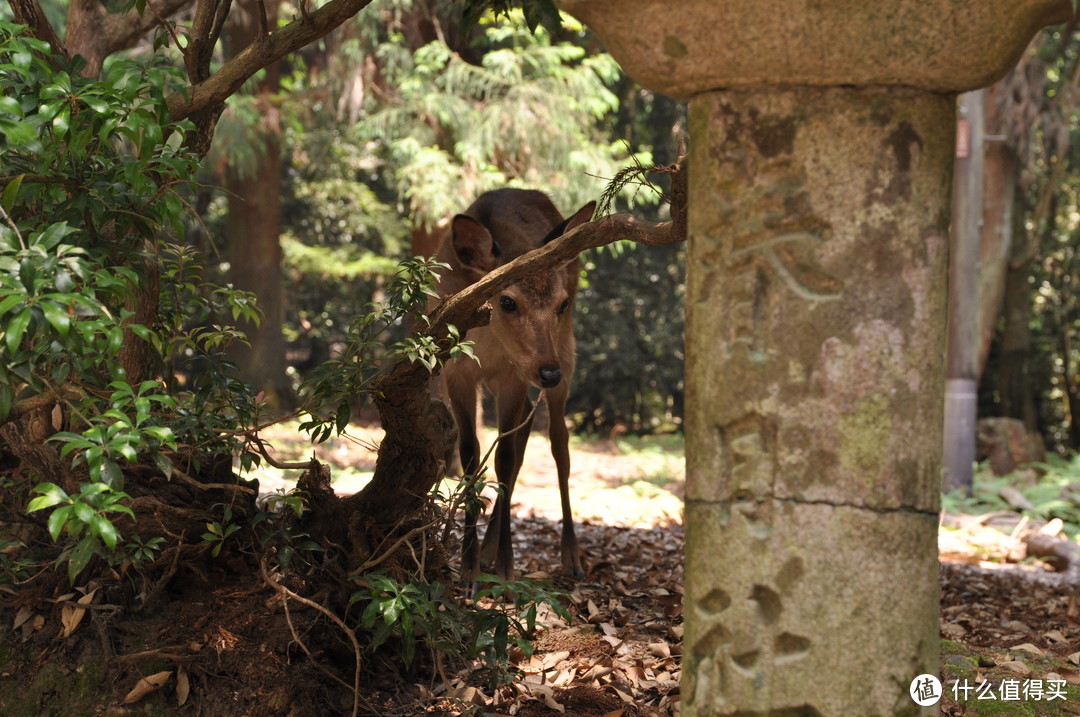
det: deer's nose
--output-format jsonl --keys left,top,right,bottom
{"left": 538, "top": 364, "right": 562, "bottom": 388}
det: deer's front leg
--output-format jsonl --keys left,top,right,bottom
{"left": 547, "top": 383, "right": 583, "bottom": 578}
{"left": 489, "top": 389, "right": 532, "bottom": 580}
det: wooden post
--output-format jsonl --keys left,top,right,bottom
{"left": 944, "top": 89, "right": 986, "bottom": 495}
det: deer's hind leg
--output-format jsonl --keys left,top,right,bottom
{"left": 448, "top": 375, "right": 483, "bottom": 582}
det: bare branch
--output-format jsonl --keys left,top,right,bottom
{"left": 428, "top": 199, "right": 686, "bottom": 341}
{"left": 167, "top": 0, "right": 376, "bottom": 121}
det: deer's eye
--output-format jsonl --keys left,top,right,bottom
{"left": 558, "top": 298, "right": 570, "bottom": 315}
{"left": 500, "top": 296, "right": 517, "bottom": 313}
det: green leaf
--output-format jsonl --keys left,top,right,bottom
{"left": 0, "top": 381, "right": 12, "bottom": 421}
{"left": 67, "top": 536, "right": 98, "bottom": 583}
{"left": 17, "top": 259, "right": 35, "bottom": 292}
{"left": 0, "top": 117, "right": 36, "bottom": 145}
{"left": 52, "top": 105, "right": 71, "bottom": 138}
{"left": 0, "top": 96, "right": 21, "bottom": 116}
{"left": 34, "top": 222, "right": 73, "bottom": 250}
{"left": 90, "top": 515, "right": 120, "bottom": 549}
{"left": 73, "top": 500, "right": 94, "bottom": 525}
{"left": 4, "top": 308, "right": 30, "bottom": 353}
{"left": 150, "top": 452, "right": 173, "bottom": 481}
{"left": 1, "top": 174, "right": 23, "bottom": 211}
{"left": 47, "top": 505, "right": 73, "bottom": 541}
{"left": 27, "top": 482, "right": 69, "bottom": 511}
{"left": 83, "top": 96, "right": 109, "bottom": 114}
{"left": 0, "top": 294, "right": 24, "bottom": 317}
{"left": 41, "top": 300, "right": 71, "bottom": 338}
{"left": 335, "top": 401, "right": 351, "bottom": 434}
{"left": 106, "top": 327, "right": 123, "bottom": 354}
{"left": 99, "top": 459, "right": 124, "bottom": 487}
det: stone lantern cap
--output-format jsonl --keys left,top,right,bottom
{"left": 557, "top": 0, "right": 1072, "bottom": 98}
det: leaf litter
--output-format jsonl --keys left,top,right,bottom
{"left": 7, "top": 422, "right": 1080, "bottom": 715}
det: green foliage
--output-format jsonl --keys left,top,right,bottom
{"left": 51, "top": 381, "right": 179, "bottom": 485}
{"left": 458, "top": 0, "right": 562, "bottom": 36}
{"left": 298, "top": 256, "right": 474, "bottom": 443}
{"left": 201, "top": 504, "right": 241, "bottom": 557}
{"left": 26, "top": 481, "right": 135, "bottom": 582}
{"left": 125, "top": 534, "right": 165, "bottom": 565}
{"left": 943, "top": 455, "right": 1080, "bottom": 539}
{"left": 252, "top": 489, "right": 323, "bottom": 571}
{"left": 362, "top": 7, "right": 651, "bottom": 229}
{"left": 350, "top": 570, "right": 571, "bottom": 688}
{"left": 571, "top": 240, "right": 685, "bottom": 432}
{"left": 0, "top": 23, "right": 263, "bottom": 581}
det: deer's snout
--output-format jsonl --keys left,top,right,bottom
{"left": 538, "top": 364, "right": 562, "bottom": 388}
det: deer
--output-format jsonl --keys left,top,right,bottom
{"left": 433, "top": 188, "right": 595, "bottom": 581}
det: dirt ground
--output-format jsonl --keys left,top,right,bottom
{"left": 2, "top": 425, "right": 1079, "bottom": 716}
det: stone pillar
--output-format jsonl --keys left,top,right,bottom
{"left": 556, "top": 1, "right": 1071, "bottom": 715}
{"left": 682, "top": 86, "right": 949, "bottom": 716}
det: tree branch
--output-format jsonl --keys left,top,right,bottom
{"left": 7, "top": 0, "right": 69, "bottom": 63}
{"left": 65, "top": 0, "right": 193, "bottom": 77}
{"left": 166, "top": 0, "right": 375, "bottom": 121}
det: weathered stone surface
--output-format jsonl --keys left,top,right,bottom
{"left": 976, "top": 417, "right": 1047, "bottom": 476}
{"left": 685, "top": 87, "right": 951, "bottom": 515}
{"left": 557, "top": 0, "right": 1071, "bottom": 99}
{"left": 552, "top": 3, "right": 1072, "bottom": 715}
{"left": 680, "top": 86, "right": 950, "bottom": 716}
{"left": 684, "top": 500, "right": 939, "bottom": 716}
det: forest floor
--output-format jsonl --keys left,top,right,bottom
{"left": 4, "top": 424, "right": 1080, "bottom": 715}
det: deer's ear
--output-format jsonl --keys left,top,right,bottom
{"left": 565, "top": 201, "right": 596, "bottom": 233}
{"left": 541, "top": 201, "right": 596, "bottom": 245}
{"left": 451, "top": 215, "right": 496, "bottom": 272}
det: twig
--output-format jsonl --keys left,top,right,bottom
{"left": 138, "top": 542, "right": 190, "bottom": 612}
{"left": 2, "top": 385, "right": 85, "bottom": 427}
{"left": 247, "top": 435, "right": 317, "bottom": 470}
{"left": 171, "top": 466, "right": 257, "bottom": 494}
{"left": 256, "top": 0, "right": 269, "bottom": 36}
{"left": 440, "top": 393, "right": 545, "bottom": 547}
{"left": 143, "top": 0, "right": 184, "bottom": 54}
{"left": 259, "top": 557, "right": 370, "bottom": 717}
{"left": 0, "top": 203, "right": 26, "bottom": 251}
{"left": 356, "top": 519, "right": 439, "bottom": 574}
{"left": 111, "top": 646, "right": 201, "bottom": 663}
{"left": 54, "top": 599, "right": 123, "bottom": 611}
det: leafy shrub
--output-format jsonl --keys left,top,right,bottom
{"left": 0, "top": 22, "right": 259, "bottom": 581}
{"left": 350, "top": 571, "right": 571, "bottom": 690}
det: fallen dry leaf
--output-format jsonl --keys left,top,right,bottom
{"left": 177, "top": 667, "right": 190, "bottom": 706}
{"left": 12, "top": 605, "right": 33, "bottom": 630}
{"left": 1045, "top": 629, "right": 1068, "bottom": 643}
{"left": 122, "top": 670, "right": 173, "bottom": 704}
{"left": 60, "top": 589, "right": 97, "bottom": 639}
{"left": 998, "top": 660, "right": 1031, "bottom": 675}
{"left": 1010, "top": 642, "right": 1044, "bottom": 656}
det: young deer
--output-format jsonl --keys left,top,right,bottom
{"left": 434, "top": 188, "right": 595, "bottom": 581}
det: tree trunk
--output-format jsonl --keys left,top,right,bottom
{"left": 977, "top": 84, "right": 1017, "bottom": 376}
{"left": 998, "top": 190, "right": 1048, "bottom": 433}
{"left": 1062, "top": 329, "right": 1080, "bottom": 450}
{"left": 223, "top": 0, "right": 296, "bottom": 411}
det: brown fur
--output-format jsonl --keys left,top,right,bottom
{"left": 434, "top": 188, "right": 595, "bottom": 580}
